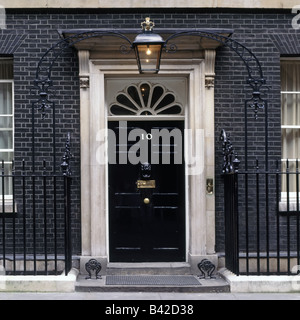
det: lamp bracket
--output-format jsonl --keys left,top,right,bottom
{"left": 32, "top": 23, "right": 267, "bottom": 120}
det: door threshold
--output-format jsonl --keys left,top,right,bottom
{"left": 107, "top": 262, "right": 190, "bottom": 268}
{"left": 106, "top": 262, "right": 192, "bottom": 276}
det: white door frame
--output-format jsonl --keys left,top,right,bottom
{"left": 78, "top": 51, "right": 217, "bottom": 272}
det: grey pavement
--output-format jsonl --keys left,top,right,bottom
{"left": 0, "top": 291, "right": 299, "bottom": 300}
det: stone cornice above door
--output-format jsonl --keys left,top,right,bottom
{"left": 59, "top": 28, "right": 233, "bottom": 60}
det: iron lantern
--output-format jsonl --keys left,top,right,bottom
{"left": 132, "top": 17, "right": 165, "bottom": 74}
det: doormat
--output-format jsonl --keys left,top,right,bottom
{"left": 106, "top": 275, "right": 202, "bottom": 286}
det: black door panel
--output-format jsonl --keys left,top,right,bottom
{"left": 108, "top": 121, "right": 185, "bottom": 262}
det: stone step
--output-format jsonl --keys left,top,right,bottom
{"left": 75, "top": 274, "right": 230, "bottom": 293}
{"left": 75, "top": 261, "right": 230, "bottom": 292}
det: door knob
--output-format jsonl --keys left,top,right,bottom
{"left": 143, "top": 198, "right": 150, "bottom": 205}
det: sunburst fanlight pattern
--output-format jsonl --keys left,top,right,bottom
{"left": 109, "top": 82, "right": 184, "bottom": 116}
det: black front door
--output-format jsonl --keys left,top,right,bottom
{"left": 108, "top": 121, "right": 185, "bottom": 262}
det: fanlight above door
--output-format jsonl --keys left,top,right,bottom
{"left": 109, "top": 82, "right": 184, "bottom": 116}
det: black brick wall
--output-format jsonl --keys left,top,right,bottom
{"left": 0, "top": 8, "right": 298, "bottom": 255}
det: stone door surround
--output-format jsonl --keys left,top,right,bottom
{"left": 78, "top": 49, "right": 217, "bottom": 272}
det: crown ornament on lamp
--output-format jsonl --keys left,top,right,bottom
{"left": 132, "top": 17, "right": 165, "bottom": 74}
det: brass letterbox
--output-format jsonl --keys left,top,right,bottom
{"left": 136, "top": 180, "right": 156, "bottom": 189}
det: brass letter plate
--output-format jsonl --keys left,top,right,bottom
{"left": 136, "top": 180, "right": 156, "bottom": 189}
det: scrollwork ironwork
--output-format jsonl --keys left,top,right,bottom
{"left": 85, "top": 259, "right": 102, "bottom": 280}
{"left": 165, "top": 43, "right": 177, "bottom": 54}
{"left": 164, "top": 30, "right": 264, "bottom": 83}
{"left": 197, "top": 259, "right": 216, "bottom": 279}
{"left": 33, "top": 31, "right": 133, "bottom": 118}
{"left": 32, "top": 27, "right": 267, "bottom": 122}
{"left": 247, "top": 80, "right": 267, "bottom": 119}
{"left": 120, "top": 44, "right": 132, "bottom": 54}
{"left": 61, "top": 132, "right": 73, "bottom": 176}
{"left": 220, "top": 129, "right": 240, "bottom": 174}
{"left": 31, "top": 79, "right": 55, "bottom": 120}
{"left": 164, "top": 30, "right": 267, "bottom": 118}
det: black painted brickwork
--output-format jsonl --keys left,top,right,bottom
{"left": 0, "top": 9, "right": 298, "bottom": 255}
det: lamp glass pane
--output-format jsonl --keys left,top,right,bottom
{"left": 136, "top": 44, "right": 162, "bottom": 73}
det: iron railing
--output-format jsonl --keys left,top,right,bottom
{"left": 0, "top": 159, "right": 72, "bottom": 276}
{"left": 223, "top": 158, "right": 300, "bottom": 276}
